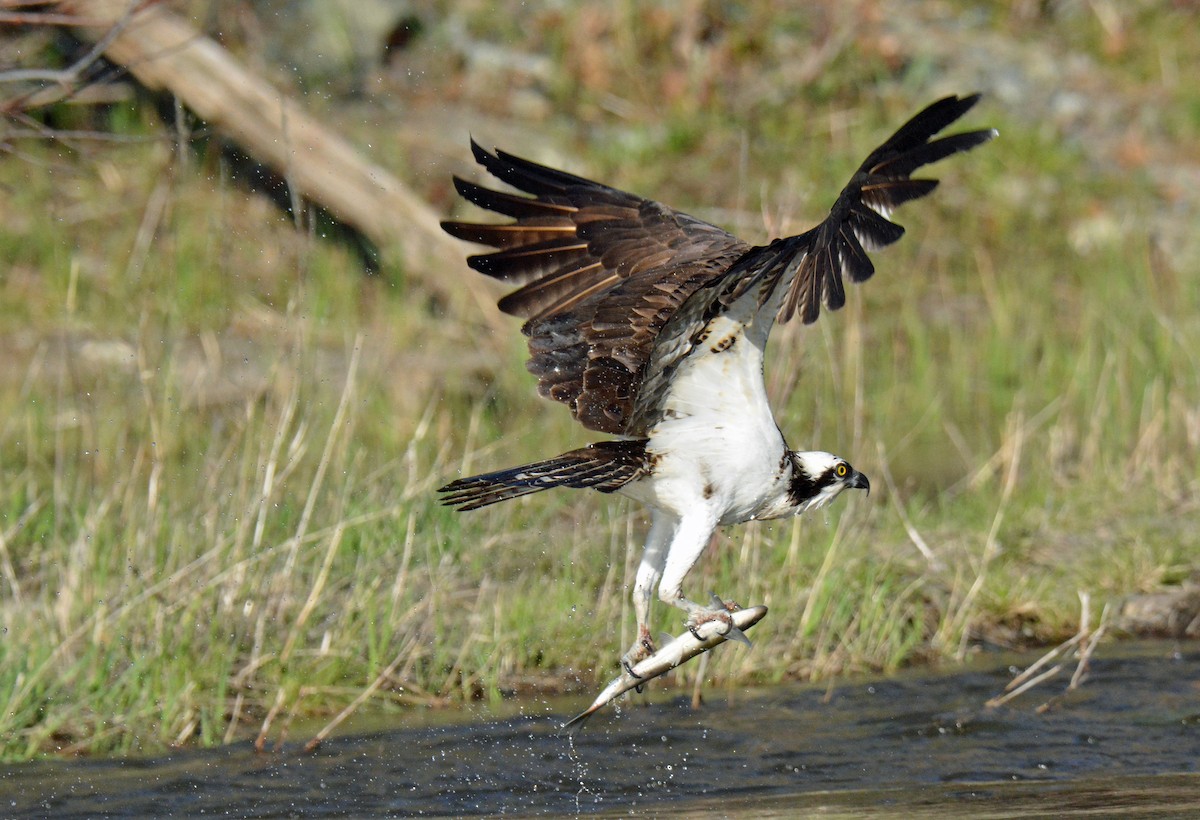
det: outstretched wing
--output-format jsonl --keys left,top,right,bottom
{"left": 442, "top": 141, "right": 748, "bottom": 434}
{"left": 730, "top": 93, "right": 998, "bottom": 325}
{"left": 624, "top": 94, "right": 997, "bottom": 430}
{"left": 443, "top": 95, "right": 995, "bottom": 436}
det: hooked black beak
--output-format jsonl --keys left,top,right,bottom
{"left": 848, "top": 470, "right": 870, "bottom": 496}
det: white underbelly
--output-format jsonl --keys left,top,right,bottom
{"left": 623, "top": 309, "right": 790, "bottom": 522}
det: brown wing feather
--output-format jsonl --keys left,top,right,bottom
{"left": 443, "top": 95, "right": 994, "bottom": 436}
{"left": 717, "top": 94, "right": 997, "bottom": 326}
{"left": 623, "top": 95, "right": 996, "bottom": 431}
{"left": 441, "top": 140, "right": 746, "bottom": 434}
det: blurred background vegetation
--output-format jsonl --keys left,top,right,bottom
{"left": 0, "top": 0, "right": 1197, "bottom": 758}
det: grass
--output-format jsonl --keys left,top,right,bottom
{"left": 0, "top": 0, "right": 1198, "bottom": 759}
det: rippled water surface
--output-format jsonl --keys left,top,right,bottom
{"left": 3, "top": 641, "right": 1198, "bottom": 817}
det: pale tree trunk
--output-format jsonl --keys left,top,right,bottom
{"left": 58, "top": 0, "right": 472, "bottom": 293}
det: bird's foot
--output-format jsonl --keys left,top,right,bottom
{"left": 686, "top": 593, "right": 751, "bottom": 646}
{"left": 621, "top": 627, "right": 658, "bottom": 692}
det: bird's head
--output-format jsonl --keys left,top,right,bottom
{"left": 788, "top": 451, "right": 870, "bottom": 512}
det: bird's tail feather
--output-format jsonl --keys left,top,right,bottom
{"left": 439, "top": 439, "right": 649, "bottom": 511}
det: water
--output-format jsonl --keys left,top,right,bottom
{"left": 2, "top": 641, "right": 1198, "bottom": 817}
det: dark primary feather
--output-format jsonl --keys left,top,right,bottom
{"left": 725, "top": 94, "right": 997, "bottom": 325}
{"left": 439, "top": 440, "right": 650, "bottom": 511}
{"left": 441, "top": 139, "right": 746, "bottom": 435}
{"left": 442, "top": 95, "right": 995, "bottom": 436}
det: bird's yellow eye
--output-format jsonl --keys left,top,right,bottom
{"left": 835, "top": 463, "right": 848, "bottom": 478}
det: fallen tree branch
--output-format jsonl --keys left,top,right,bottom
{"left": 985, "top": 591, "right": 1110, "bottom": 711}
{"left": 56, "top": 0, "right": 468, "bottom": 290}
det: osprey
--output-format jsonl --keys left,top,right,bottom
{"left": 439, "top": 95, "right": 995, "bottom": 673}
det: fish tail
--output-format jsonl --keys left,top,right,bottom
{"left": 559, "top": 707, "right": 598, "bottom": 736}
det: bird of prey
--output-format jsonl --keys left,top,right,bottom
{"left": 439, "top": 94, "right": 995, "bottom": 673}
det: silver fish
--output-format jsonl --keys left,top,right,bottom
{"left": 562, "top": 603, "right": 768, "bottom": 733}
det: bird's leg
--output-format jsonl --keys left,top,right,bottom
{"left": 683, "top": 594, "right": 750, "bottom": 646}
{"left": 656, "top": 512, "right": 749, "bottom": 645}
{"left": 622, "top": 512, "right": 673, "bottom": 677}
{"left": 622, "top": 624, "right": 656, "bottom": 681}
